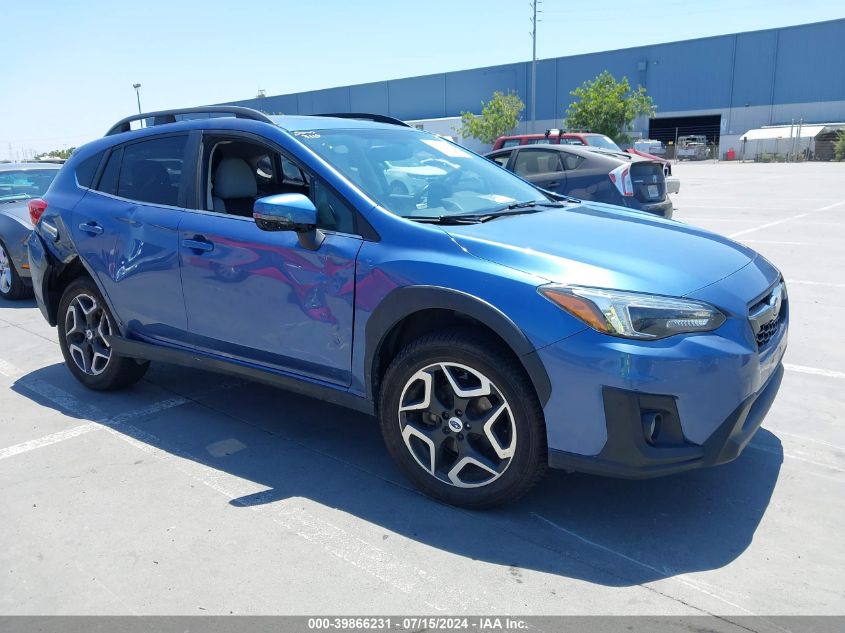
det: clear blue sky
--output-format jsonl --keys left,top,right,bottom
{"left": 2, "top": 0, "right": 842, "bottom": 159}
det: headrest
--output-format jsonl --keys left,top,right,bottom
{"left": 214, "top": 158, "right": 257, "bottom": 199}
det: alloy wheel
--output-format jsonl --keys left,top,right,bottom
{"left": 0, "top": 244, "right": 12, "bottom": 295}
{"left": 398, "top": 362, "right": 516, "bottom": 488}
{"left": 64, "top": 293, "right": 113, "bottom": 375}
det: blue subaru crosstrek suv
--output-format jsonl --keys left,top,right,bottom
{"left": 26, "top": 106, "right": 788, "bottom": 508}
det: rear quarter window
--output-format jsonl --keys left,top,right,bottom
{"left": 75, "top": 151, "right": 105, "bottom": 188}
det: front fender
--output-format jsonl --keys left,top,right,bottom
{"left": 364, "top": 285, "right": 552, "bottom": 406}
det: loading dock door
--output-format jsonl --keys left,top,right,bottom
{"left": 649, "top": 115, "right": 722, "bottom": 157}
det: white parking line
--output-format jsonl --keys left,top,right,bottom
{"left": 0, "top": 357, "right": 242, "bottom": 461}
{"left": 742, "top": 240, "right": 809, "bottom": 245}
{"left": 785, "top": 363, "right": 845, "bottom": 379}
{"left": 0, "top": 423, "right": 97, "bottom": 460}
{"left": 531, "top": 513, "right": 759, "bottom": 617}
{"left": 786, "top": 279, "right": 845, "bottom": 288}
{"left": 728, "top": 200, "right": 845, "bottom": 238}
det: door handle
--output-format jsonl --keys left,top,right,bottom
{"left": 182, "top": 237, "right": 214, "bottom": 253}
{"left": 78, "top": 222, "right": 104, "bottom": 235}
{"left": 547, "top": 181, "right": 560, "bottom": 188}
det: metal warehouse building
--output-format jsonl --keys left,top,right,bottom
{"left": 230, "top": 18, "right": 845, "bottom": 157}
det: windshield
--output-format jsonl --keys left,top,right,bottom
{"left": 0, "top": 169, "right": 58, "bottom": 202}
{"left": 295, "top": 128, "right": 549, "bottom": 219}
{"left": 585, "top": 135, "right": 622, "bottom": 151}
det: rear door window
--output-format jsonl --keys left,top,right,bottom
{"left": 560, "top": 153, "right": 586, "bottom": 170}
{"left": 512, "top": 149, "right": 562, "bottom": 176}
{"left": 96, "top": 148, "right": 122, "bottom": 196}
{"left": 489, "top": 152, "right": 511, "bottom": 167}
{"left": 117, "top": 135, "right": 189, "bottom": 207}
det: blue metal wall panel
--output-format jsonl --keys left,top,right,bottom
{"left": 444, "top": 63, "right": 525, "bottom": 116}
{"left": 731, "top": 30, "right": 778, "bottom": 108}
{"left": 387, "top": 74, "right": 446, "bottom": 120}
{"left": 773, "top": 20, "right": 845, "bottom": 104}
{"left": 311, "top": 87, "right": 351, "bottom": 113}
{"left": 638, "top": 36, "right": 734, "bottom": 111}
{"left": 350, "top": 82, "right": 389, "bottom": 113}
{"left": 228, "top": 19, "right": 845, "bottom": 120}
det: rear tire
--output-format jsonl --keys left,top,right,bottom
{"left": 0, "top": 239, "right": 32, "bottom": 301}
{"left": 378, "top": 328, "right": 547, "bottom": 509}
{"left": 57, "top": 277, "right": 149, "bottom": 390}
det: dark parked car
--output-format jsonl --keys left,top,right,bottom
{"left": 486, "top": 144, "right": 673, "bottom": 218}
{"left": 0, "top": 162, "right": 62, "bottom": 299}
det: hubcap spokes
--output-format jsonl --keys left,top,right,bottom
{"left": 64, "top": 294, "right": 112, "bottom": 375}
{"left": 398, "top": 362, "right": 516, "bottom": 488}
{"left": 0, "top": 245, "right": 11, "bottom": 294}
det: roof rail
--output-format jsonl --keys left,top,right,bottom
{"left": 105, "top": 106, "right": 274, "bottom": 136}
{"left": 315, "top": 112, "right": 410, "bottom": 127}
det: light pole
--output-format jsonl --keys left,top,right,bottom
{"left": 530, "top": 1, "right": 540, "bottom": 133}
{"left": 132, "top": 83, "right": 142, "bottom": 115}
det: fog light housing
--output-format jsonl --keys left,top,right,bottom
{"left": 642, "top": 412, "right": 663, "bottom": 445}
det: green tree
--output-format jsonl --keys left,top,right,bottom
{"left": 460, "top": 91, "right": 525, "bottom": 144}
{"left": 565, "top": 71, "right": 656, "bottom": 143}
{"left": 835, "top": 130, "right": 845, "bottom": 161}
{"left": 35, "top": 147, "right": 76, "bottom": 160}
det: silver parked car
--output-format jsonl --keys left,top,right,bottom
{"left": 0, "top": 162, "right": 62, "bottom": 299}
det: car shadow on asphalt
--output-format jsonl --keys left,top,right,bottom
{"left": 13, "top": 361, "right": 784, "bottom": 588}
{"left": 0, "top": 297, "right": 38, "bottom": 310}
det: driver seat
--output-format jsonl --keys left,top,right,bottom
{"left": 212, "top": 158, "right": 257, "bottom": 216}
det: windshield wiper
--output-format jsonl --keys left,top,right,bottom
{"left": 457, "top": 200, "right": 566, "bottom": 223}
{"left": 403, "top": 200, "right": 565, "bottom": 225}
{"left": 402, "top": 215, "right": 485, "bottom": 225}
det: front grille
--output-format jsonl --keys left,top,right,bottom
{"left": 756, "top": 317, "right": 780, "bottom": 347}
{"left": 748, "top": 281, "right": 787, "bottom": 349}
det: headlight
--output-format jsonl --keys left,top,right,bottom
{"left": 539, "top": 285, "right": 726, "bottom": 340}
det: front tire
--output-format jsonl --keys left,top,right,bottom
{"left": 57, "top": 277, "right": 149, "bottom": 390}
{"left": 378, "top": 329, "right": 547, "bottom": 508}
{"left": 0, "top": 239, "right": 32, "bottom": 301}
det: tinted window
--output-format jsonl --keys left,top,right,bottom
{"left": 561, "top": 153, "right": 586, "bottom": 170}
{"left": 500, "top": 139, "right": 520, "bottom": 148}
{"left": 117, "top": 136, "right": 188, "bottom": 206}
{"left": 97, "top": 149, "right": 122, "bottom": 195}
{"left": 75, "top": 151, "right": 104, "bottom": 188}
{"left": 313, "top": 180, "right": 355, "bottom": 234}
{"left": 0, "top": 169, "right": 58, "bottom": 201}
{"left": 513, "top": 150, "right": 562, "bottom": 175}
{"left": 490, "top": 152, "right": 511, "bottom": 167}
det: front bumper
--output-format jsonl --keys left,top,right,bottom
{"left": 548, "top": 363, "right": 783, "bottom": 478}
{"left": 535, "top": 261, "right": 788, "bottom": 478}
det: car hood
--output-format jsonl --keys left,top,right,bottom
{"left": 0, "top": 201, "right": 32, "bottom": 226}
{"left": 443, "top": 202, "right": 758, "bottom": 297}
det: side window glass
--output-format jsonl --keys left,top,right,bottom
{"left": 312, "top": 180, "right": 355, "bottom": 234}
{"left": 561, "top": 153, "right": 586, "bottom": 170}
{"left": 281, "top": 157, "right": 306, "bottom": 186}
{"left": 490, "top": 153, "right": 510, "bottom": 167}
{"left": 501, "top": 139, "right": 520, "bottom": 148}
{"left": 513, "top": 150, "right": 562, "bottom": 176}
{"left": 117, "top": 135, "right": 188, "bottom": 206}
{"left": 97, "top": 148, "right": 122, "bottom": 195}
{"left": 75, "top": 151, "right": 104, "bottom": 188}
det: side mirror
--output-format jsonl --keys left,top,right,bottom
{"left": 253, "top": 193, "right": 323, "bottom": 250}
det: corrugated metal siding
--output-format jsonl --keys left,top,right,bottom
{"left": 228, "top": 19, "right": 845, "bottom": 120}
{"left": 773, "top": 20, "right": 845, "bottom": 104}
